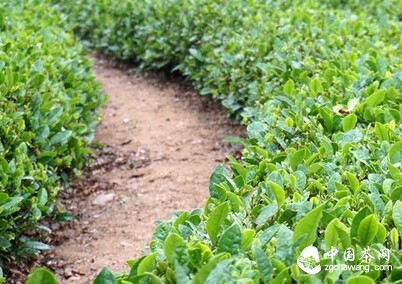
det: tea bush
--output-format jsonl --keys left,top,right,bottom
{"left": 0, "top": 0, "right": 104, "bottom": 270}
{"left": 47, "top": 0, "right": 402, "bottom": 282}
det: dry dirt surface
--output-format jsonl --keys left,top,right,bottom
{"left": 14, "top": 54, "right": 244, "bottom": 283}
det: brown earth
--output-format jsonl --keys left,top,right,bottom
{"left": 10, "top": 54, "right": 244, "bottom": 283}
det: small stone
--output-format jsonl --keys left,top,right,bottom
{"left": 92, "top": 193, "right": 115, "bottom": 206}
{"left": 64, "top": 268, "right": 73, "bottom": 278}
{"left": 67, "top": 276, "right": 81, "bottom": 281}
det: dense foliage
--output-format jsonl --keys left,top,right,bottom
{"left": 36, "top": 0, "right": 402, "bottom": 283}
{"left": 0, "top": 0, "right": 104, "bottom": 273}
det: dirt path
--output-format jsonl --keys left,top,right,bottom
{"left": 40, "top": 55, "right": 244, "bottom": 283}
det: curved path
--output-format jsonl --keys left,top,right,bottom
{"left": 45, "top": 55, "right": 243, "bottom": 282}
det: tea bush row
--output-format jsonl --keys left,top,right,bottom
{"left": 0, "top": 0, "right": 104, "bottom": 275}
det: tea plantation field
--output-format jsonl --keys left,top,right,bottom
{"left": 4, "top": 0, "right": 402, "bottom": 283}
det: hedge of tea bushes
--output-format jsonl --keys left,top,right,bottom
{"left": 53, "top": 0, "right": 401, "bottom": 283}
{"left": 0, "top": 0, "right": 105, "bottom": 270}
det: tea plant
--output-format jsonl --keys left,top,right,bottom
{"left": 0, "top": 0, "right": 104, "bottom": 270}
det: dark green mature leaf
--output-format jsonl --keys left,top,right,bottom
{"left": 351, "top": 208, "right": 371, "bottom": 240}
{"left": 93, "top": 267, "right": 117, "bottom": 284}
{"left": 209, "top": 165, "right": 230, "bottom": 199}
{"left": 0, "top": 237, "right": 11, "bottom": 250}
{"left": 217, "top": 224, "right": 241, "bottom": 254}
{"left": 254, "top": 247, "right": 273, "bottom": 283}
{"left": 255, "top": 203, "right": 278, "bottom": 226}
{"left": 193, "top": 254, "right": 230, "bottom": 284}
{"left": 35, "top": 125, "right": 50, "bottom": 142}
{"left": 50, "top": 130, "right": 72, "bottom": 145}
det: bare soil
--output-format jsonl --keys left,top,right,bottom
{"left": 7, "top": 54, "right": 244, "bottom": 283}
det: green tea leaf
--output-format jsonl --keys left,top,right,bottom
{"left": 255, "top": 203, "right": 278, "bottom": 226}
{"left": 137, "top": 252, "right": 157, "bottom": 275}
{"left": 284, "top": 79, "right": 295, "bottom": 96}
{"left": 363, "top": 89, "right": 386, "bottom": 107}
{"left": 357, "top": 214, "right": 378, "bottom": 246}
{"left": 93, "top": 267, "right": 117, "bottom": 284}
{"left": 50, "top": 130, "right": 72, "bottom": 145}
{"left": 374, "top": 122, "right": 389, "bottom": 141}
{"left": 193, "top": 254, "right": 229, "bottom": 284}
{"left": 393, "top": 201, "right": 402, "bottom": 232}
{"left": 293, "top": 203, "right": 325, "bottom": 249}
{"left": 346, "top": 275, "right": 375, "bottom": 284}
{"left": 290, "top": 149, "right": 306, "bottom": 171}
{"left": 164, "top": 233, "right": 185, "bottom": 263}
{"left": 0, "top": 237, "right": 11, "bottom": 250}
{"left": 217, "top": 224, "right": 241, "bottom": 254}
{"left": 254, "top": 247, "right": 273, "bottom": 282}
{"left": 309, "top": 78, "right": 323, "bottom": 94}
{"left": 269, "top": 181, "right": 285, "bottom": 207}
{"left": 26, "top": 268, "right": 57, "bottom": 284}
{"left": 388, "top": 141, "right": 402, "bottom": 166}
{"left": 35, "top": 125, "right": 50, "bottom": 142}
{"left": 342, "top": 114, "right": 358, "bottom": 132}
{"left": 209, "top": 165, "right": 230, "bottom": 199}
{"left": 206, "top": 202, "right": 229, "bottom": 243}
{"left": 241, "top": 229, "right": 255, "bottom": 250}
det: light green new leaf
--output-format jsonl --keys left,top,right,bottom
{"left": 206, "top": 202, "right": 229, "bottom": 243}
{"left": 290, "top": 148, "right": 306, "bottom": 171}
{"left": 357, "top": 214, "right": 378, "bottom": 246}
{"left": 363, "top": 89, "right": 386, "bottom": 107}
{"left": 284, "top": 79, "right": 295, "bottom": 96}
{"left": 325, "top": 219, "right": 339, "bottom": 250}
{"left": 241, "top": 229, "right": 255, "bottom": 250}
{"left": 346, "top": 275, "right": 375, "bottom": 284}
{"left": 137, "top": 252, "right": 157, "bottom": 275}
{"left": 345, "top": 171, "right": 360, "bottom": 193}
{"left": 309, "top": 78, "right": 323, "bottom": 94}
{"left": 269, "top": 181, "right": 285, "bottom": 207}
{"left": 164, "top": 233, "right": 185, "bottom": 263}
{"left": 342, "top": 114, "right": 357, "bottom": 132}
{"left": 374, "top": 122, "right": 389, "bottom": 141}
{"left": 26, "top": 268, "right": 57, "bottom": 284}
